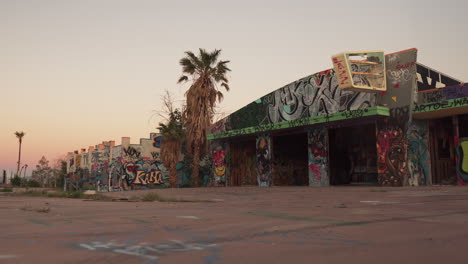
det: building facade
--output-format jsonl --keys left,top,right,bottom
{"left": 207, "top": 48, "right": 468, "bottom": 187}
{"left": 66, "top": 48, "right": 467, "bottom": 190}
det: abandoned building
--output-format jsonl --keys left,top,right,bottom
{"left": 207, "top": 48, "right": 468, "bottom": 187}
{"left": 66, "top": 48, "right": 467, "bottom": 191}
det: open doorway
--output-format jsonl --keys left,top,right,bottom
{"left": 329, "top": 124, "right": 378, "bottom": 185}
{"left": 272, "top": 132, "right": 309, "bottom": 186}
{"left": 429, "top": 117, "right": 457, "bottom": 185}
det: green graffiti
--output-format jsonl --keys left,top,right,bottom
{"left": 208, "top": 106, "right": 389, "bottom": 140}
{"left": 413, "top": 97, "right": 468, "bottom": 114}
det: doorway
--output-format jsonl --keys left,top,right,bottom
{"left": 272, "top": 132, "right": 309, "bottom": 186}
{"left": 429, "top": 117, "right": 457, "bottom": 185}
{"left": 329, "top": 124, "right": 378, "bottom": 185}
{"left": 229, "top": 137, "right": 256, "bottom": 186}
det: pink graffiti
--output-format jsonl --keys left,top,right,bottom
{"left": 309, "top": 164, "right": 322, "bottom": 181}
{"left": 332, "top": 57, "right": 349, "bottom": 85}
{"left": 210, "top": 120, "right": 225, "bottom": 134}
{"left": 212, "top": 149, "right": 225, "bottom": 167}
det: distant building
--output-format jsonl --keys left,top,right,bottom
{"left": 66, "top": 133, "right": 168, "bottom": 191}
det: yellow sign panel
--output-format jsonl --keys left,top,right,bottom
{"left": 332, "top": 50, "right": 386, "bottom": 92}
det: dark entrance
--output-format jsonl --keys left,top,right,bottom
{"left": 229, "top": 137, "right": 256, "bottom": 186}
{"left": 329, "top": 124, "right": 378, "bottom": 185}
{"left": 459, "top": 114, "right": 468, "bottom": 137}
{"left": 272, "top": 132, "right": 309, "bottom": 186}
{"left": 429, "top": 117, "right": 457, "bottom": 185}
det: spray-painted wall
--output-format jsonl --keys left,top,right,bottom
{"left": 211, "top": 140, "right": 228, "bottom": 186}
{"left": 308, "top": 127, "right": 329, "bottom": 186}
{"left": 375, "top": 49, "right": 418, "bottom": 186}
{"left": 66, "top": 133, "right": 169, "bottom": 191}
{"left": 456, "top": 137, "right": 468, "bottom": 184}
{"left": 407, "top": 120, "right": 431, "bottom": 186}
{"left": 256, "top": 134, "right": 272, "bottom": 187}
{"left": 208, "top": 68, "right": 377, "bottom": 140}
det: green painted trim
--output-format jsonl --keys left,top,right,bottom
{"left": 207, "top": 106, "right": 389, "bottom": 140}
{"left": 413, "top": 97, "right": 468, "bottom": 114}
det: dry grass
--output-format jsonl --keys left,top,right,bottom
{"left": 9, "top": 189, "right": 216, "bottom": 203}
{"left": 21, "top": 206, "right": 51, "bottom": 213}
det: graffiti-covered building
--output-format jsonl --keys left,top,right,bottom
{"left": 65, "top": 131, "right": 218, "bottom": 191}
{"left": 207, "top": 48, "right": 468, "bottom": 187}
{"left": 66, "top": 133, "right": 169, "bottom": 191}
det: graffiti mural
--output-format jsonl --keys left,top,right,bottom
{"left": 78, "top": 240, "right": 216, "bottom": 261}
{"left": 376, "top": 49, "right": 417, "bottom": 186}
{"left": 256, "top": 135, "right": 272, "bottom": 187}
{"left": 266, "top": 69, "right": 374, "bottom": 124}
{"left": 210, "top": 68, "right": 376, "bottom": 137}
{"left": 308, "top": 128, "right": 329, "bottom": 186}
{"left": 119, "top": 149, "right": 168, "bottom": 189}
{"left": 153, "top": 136, "right": 163, "bottom": 148}
{"left": 456, "top": 138, "right": 468, "bottom": 184}
{"left": 407, "top": 120, "right": 430, "bottom": 186}
{"left": 211, "top": 141, "right": 227, "bottom": 186}
{"left": 376, "top": 107, "right": 409, "bottom": 186}
{"left": 66, "top": 134, "right": 170, "bottom": 191}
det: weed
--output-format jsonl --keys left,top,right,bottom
{"left": 141, "top": 193, "right": 162, "bottom": 201}
{"left": 370, "top": 189, "right": 387, "bottom": 192}
{"left": 0, "top": 188, "right": 13, "bottom": 192}
{"left": 36, "top": 207, "right": 51, "bottom": 213}
{"left": 20, "top": 206, "right": 50, "bottom": 213}
{"left": 9, "top": 190, "right": 110, "bottom": 200}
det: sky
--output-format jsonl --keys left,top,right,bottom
{"left": 1, "top": 0, "right": 467, "bottom": 175}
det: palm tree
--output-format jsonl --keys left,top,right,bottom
{"left": 177, "top": 49, "right": 231, "bottom": 187}
{"left": 14, "top": 131, "right": 25, "bottom": 177}
{"left": 158, "top": 108, "right": 185, "bottom": 187}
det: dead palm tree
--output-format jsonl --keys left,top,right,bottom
{"left": 177, "top": 49, "right": 230, "bottom": 187}
{"left": 14, "top": 131, "right": 25, "bottom": 177}
{"left": 158, "top": 108, "right": 185, "bottom": 187}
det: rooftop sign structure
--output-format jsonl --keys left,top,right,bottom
{"left": 332, "top": 50, "right": 386, "bottom": 92}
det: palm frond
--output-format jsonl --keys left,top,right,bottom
{"left": 199, "top": 48, "right": 211, "bottom": 72}
{"left": 179, "top": 58, "right": 197, "bottom": 75}
{"left": 216, "top": 90, "right": 224, "bottom": 102}
{"left": 185, "top": 51, "right": 203, "bottom": 70}
{"left": 221, "top": 82, "right": 230, "bottom": 92}
{"left": 178, "top": 75, "right": 189, "bottom": 83}
{"left": 209, "top": 49, "right": 221, "bottom": 66}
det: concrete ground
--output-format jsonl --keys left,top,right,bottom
{"left": 1, "top": 186, "right": 468, "bottom": 264}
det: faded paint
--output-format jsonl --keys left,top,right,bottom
{"left": 456, "top": 138, "right": 468, "bottom": 184}
{"left": 308, "top": 127, "right": 329, "bottom": 186}
{"left": 256, "top": 135, "right": 272, "bottom": 187}
{"left": 407, "top": 120, "right": 431, "bottom": 186}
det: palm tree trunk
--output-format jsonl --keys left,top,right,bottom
{"left": 192, "top": 148, "right": 200, "bottom": 187}
{"left": 170, "top": 166, "right": 177, "bottom": 188}
{"left": 16, "top": 140, "right": 22, "bottom": 177}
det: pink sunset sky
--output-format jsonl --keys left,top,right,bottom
{"left": 1, "top": 0, "right": 467, "bottom": 175}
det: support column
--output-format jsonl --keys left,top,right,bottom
{"left": 256, "top": 134, "right": 272, "bottom": 187}
{"left": 308, "top": 127, "right": 329, "bottom": 186}
{"left": 407, "top": 120, "right": 431, "bottom": 186}
{"left": 211, "top": 140, "right": 228, "bottom": 187}
{"left": 375, "top": 48, "right": 417, "bottom": 186}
